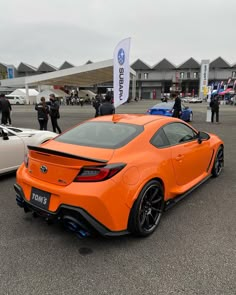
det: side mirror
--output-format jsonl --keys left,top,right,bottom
{"left": 197, "top": 132, "right": 202, "bottom": 144}
{"left": 197, "top": 131, "right": 210, "bottom": 144}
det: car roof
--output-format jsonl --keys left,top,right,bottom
{"left": 152, "top": 102, "right": 174, "bottom": 108}
{"left": 89, "top": 114, "right": 169, "bottom": 126}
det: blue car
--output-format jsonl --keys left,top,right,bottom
{"left": 146, "top": 102, "right": 193, "bottom": 122}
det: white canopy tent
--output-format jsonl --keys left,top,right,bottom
{"left": 36, "top": 89, "right": 67, "bottom": 103}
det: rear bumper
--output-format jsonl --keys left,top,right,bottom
{"left": 14, "top": 183, "right": 129, "bottom": 237}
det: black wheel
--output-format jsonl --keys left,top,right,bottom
{"left": 128, "top": 180, "right": 164, "bottom": 237}
{"left": 212, "top": 146, "right": 224, "bottom": 177}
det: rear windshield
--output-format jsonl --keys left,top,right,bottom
{"left": 55, "top": 122, "right": 144, "bottom": 149}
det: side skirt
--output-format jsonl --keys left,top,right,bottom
{"left": 164, "top": 174, "right": 212, "bottom": 211}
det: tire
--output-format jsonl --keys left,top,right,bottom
{"left": 128, "top": 180, "right": 164, "bottom": 237}
{"left": 212, "top": 146, "right": 224, "bottom": 177}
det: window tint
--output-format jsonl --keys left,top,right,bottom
{"left": 163, "top": 123, "right": 197, "bottom": 146}
{"left": 55, "top": 122, "right": 144, "bottom": 149}
{"left": 151, "top": 128, "right": 170, "bottom": 148}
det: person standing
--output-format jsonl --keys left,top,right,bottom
{"left": 35, "top": 97, "right": 49, "bottom": 130}
{"left": 210, "top": 95, "right": 220, "bottom": 123}
{"left": 99, "top": 93, "right": 115, "bottom": 116}
{"left": 49, "top": 94, "right": 62, "bottom": 133}
{"left": 172, "top": 93, "right": 182, "bottom": 118}
{"left": 93, "top": 94, "right": 102, "bottom": 117}
{"left": 0, "top": 94, "right": 12, "bottom": 125}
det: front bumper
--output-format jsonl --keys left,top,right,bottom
{"left": 14, "top": 184, "right": 129, "bottom": 237}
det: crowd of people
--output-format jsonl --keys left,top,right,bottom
{"left": 34, "top": 92, "right": 115, "bottom": 133}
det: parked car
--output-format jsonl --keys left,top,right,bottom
{"left": 146, "top": 102, "right": 193, "bottom": 122}
{"left": 181, "top": 97, "right": 191, "bottom": 103}
{"left": 189, "top": 97, "right": 203, "bottom": 103}
{"left": 0, "top": 125, "right": 57, "bottom": 175}
{"left": 5, "top": 96, "right": 25, "bottom": 105}
{"left": 15, "top": 114, "right": 224, "bottom": 238}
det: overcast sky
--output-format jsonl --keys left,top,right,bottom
{"left": 1, "top": 0, "right": 235, "bottom": 68}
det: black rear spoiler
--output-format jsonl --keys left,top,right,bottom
{"left": 27, "top": 145, "right": 108, "bottom": 164}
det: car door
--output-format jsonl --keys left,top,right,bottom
{"left": 0, "top": 127, "right": 25, "bottom": 173}
{"left": 163, "top": 123, "right": 212, "bottom": 186}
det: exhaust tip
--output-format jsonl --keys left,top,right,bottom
{"left": 62, "top": 215, "right": 90, "bottom": 238}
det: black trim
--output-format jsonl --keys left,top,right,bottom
{"left": 14, "top": 184, "right": 129, "bottom": 237}
{"left": 164, "top": 174, "right": 212, "bottom": 211}
{"left": 27, "top": 145, "right": 107, "bottom": 164}
{"left": 207, "top": 150, "right": 215, "bottom": 172}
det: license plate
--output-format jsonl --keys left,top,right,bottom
{"left": 30, "top": 187, "right": 51, "bottom": 210}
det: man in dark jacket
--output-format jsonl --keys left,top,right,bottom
{"left": 0, "top": 94, "right": 12, "bottom": 125}
{"left": 48, "top": 94, "right": 62, "bottom": 133}
{"left": 93, "top": 94, "right": 101, "bottom": 117}
{"left": 35, "top": 97, "right": 49, "bottom": 130}
{"left": 210, "top": 95, "right": 220, "bottom": 123}
{"left": 172, "top": 93, "right": 182, "bottom": 118}
{"left": 99, "top": 93, "right": 115, "bottom": 116}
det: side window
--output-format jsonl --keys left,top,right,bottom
{"left": 163, "top": 123, "right": 197, "bottom": 146}
{"left": 151, "top": 128, "right": 170, "bottom": 148}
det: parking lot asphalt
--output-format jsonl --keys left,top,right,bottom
{"left": 0, "top": 100, "right": 236, "bottom": 295}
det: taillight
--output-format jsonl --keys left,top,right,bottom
{"left": 74, "top": 163, "right": 126, "bottom": 182}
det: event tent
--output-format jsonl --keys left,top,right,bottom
{"left": 36, "top": 89, "right": 67, "bottom": 103}
{"left": 218, "top": 88, "right": 233, "bottom": 95}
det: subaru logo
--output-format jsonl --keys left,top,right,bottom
{"left": 117, "top": 48, "right": 125, "bottom": 65}
{"left": 40, "top": 165, "right": 48, "bottom": 174}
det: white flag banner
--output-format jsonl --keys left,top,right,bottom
{"left": 113, "top": 38, "right": 131, "bottom": 108}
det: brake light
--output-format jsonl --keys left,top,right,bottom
{"left": 74, "top": 163, "right": 126, "bottom": 182}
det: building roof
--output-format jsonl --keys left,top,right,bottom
{"left": 0, "top": 63, "right": 16, "bottom": 69}
{"left": 37, "top": 62, "right": 58, "bottom": 72}
{"left": 59, "top": 61, "right": 75, "bottom": 70}
{"left": 152, "top": 58, "right": 176, "bottom": 70}
{"left": 18, "top": 62, "right": 37, "bottom": 72}
{"left": 210, "top": 57, "right": 231, "bottom": 68}
{"left": 1, "top": 59, "right": 136, "bottom": 88}
{"left": 178, "top": 57, "right": 200, "bottom": 69}
{"left": 131, "top": 59, "right": 151, "bottom": 70}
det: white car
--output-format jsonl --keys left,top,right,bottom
{"left": 189, "top": 97, "right": 203, "bottom": 103}
{"left": 181, "top": 97, "right": 191, "bottom": 103}
{"left": 0, "top": 125, "right": 57, "bottom": 175}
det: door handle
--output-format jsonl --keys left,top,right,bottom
{"left": 176, "top": 154, "right": 184, "bottom": 161}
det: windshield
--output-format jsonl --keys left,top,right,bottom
{"left": 55, "top": 122, "right": 144, "bottom": 149}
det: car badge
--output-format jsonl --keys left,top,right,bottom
{"left": 40, "top": 165, "right": 48, "bottom": 174}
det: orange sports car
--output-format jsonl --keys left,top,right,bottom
{"left": 15, "top": 114, "right": 224, "bottom": 238}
